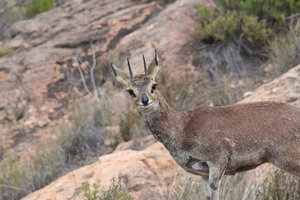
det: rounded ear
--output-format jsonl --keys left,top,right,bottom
{"left": 111, "top": 63, "right": 130, "bottom": 86}
{"left": 148, "top": 50, "right": 159, "bottom": 79}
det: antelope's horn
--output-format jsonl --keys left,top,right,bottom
{"left": 143, "top": 55, "right": 149, "bottom": 78}
{"left": 127, "top": 58, "right": 133, "bottom": 81}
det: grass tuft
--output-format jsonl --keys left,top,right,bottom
{"left": 0, "top": 141, "right": 64, "bottom": 200}
{"left": 26, "top": 0, "right": 55, "bottom": 18}
{"left": 269, "top": 23, "right": 300, "bottom": 77}
{"left": 0, "top": 46, "right": 14, "bottom": 57}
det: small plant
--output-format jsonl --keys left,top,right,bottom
{"left": 0, "top": 46, "right": 14, "bottom": 57}
{"left": 26, "top": 0, "right": 55, "bottom": 18}
{"left": 82, "top": 182, "right": 101, "bottom": 200}
{"left": 81, "top": 174, "right": 134, "bottom": 200}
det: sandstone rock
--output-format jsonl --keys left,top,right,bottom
{"left": 0, "top": 0, "right": 164, "bottom": 154}
{"left": 113, "top": 0, "right": 213, "bottom": 78}
{"left": 114, "top": 134, "right": 156, "bottom": 152}
{"left": 21, "top": 142, "right": 177, "bottom": 200}
{"left": 241, "top": 64, "right": 300, "bottom": 106}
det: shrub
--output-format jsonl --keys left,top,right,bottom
{"left": 0, "top": 141, "right": 64, "bottom": 200}
{"left": 81, "top": 174, "right": 134, "bottom": 200}
{"left": 0, "top": 94, "right": 114, "bottom": 200}
{"left": 216, "top": 0, "right": 300, "bottom": 27}
{"left": 0, "top": 46, "right": 14, "bottom": 57}
{"left": 58, "top": 96, "right": 113, "bottom": 159}
{"left": 269, "top": 23, "right": 300, "bottom": 77}
{"left": 26, "top": 0, "right": 55, "bottom": 18}
{"left": 197, "top": 0, "right": 300, "bottom": 50}
{"left": 197, "top": 8, "right": 272, "bottom": 48}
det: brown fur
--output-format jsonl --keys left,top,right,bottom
{"left": 111, "top": 52, "right": 300, "bottom": 200}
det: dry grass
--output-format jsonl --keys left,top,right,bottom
{"left": 0, "top": 140, "right": 65, "bottom": 200}
{"left": 169, "top": 168, "right": 300, "bottom": 200}
{"left": 269, "top": 22, "right": 300, "bottom": 78}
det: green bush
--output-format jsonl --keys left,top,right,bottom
{"left": 0, "top": 46, "right": 14, "bottom": 57}
{"left": 197, "top": 8, "right": 272, "bottom": 48}
{"left": 26, "top": 0, "right": 55, "bottom": 18}
{"left": 197, "top": 0, "right": 300, "bottom": 49}
{"left": 0, "top": 141, "right": 64, "bottom": 200}
{"left": 216, "top": 0, "right": 300, "bottom": 27}
{"left": 82, "top": 174, "right": 134, "bottom": 200}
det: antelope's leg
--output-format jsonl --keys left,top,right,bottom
{"left": 207, "top": 160, "right": 228, "bottom": 200}
{"left": 201, "top": 176, "right": 212, "bottom": 200}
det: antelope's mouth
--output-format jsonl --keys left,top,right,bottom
{"left": 138, "top": 102, "right": 153, "bottom": 109}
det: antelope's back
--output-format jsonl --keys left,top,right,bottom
{"left": 182, "top": 101, "right": 300, "bottom": 150}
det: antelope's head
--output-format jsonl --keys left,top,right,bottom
{"left": 111, "top": 50, "right": 159, "bottom": 113}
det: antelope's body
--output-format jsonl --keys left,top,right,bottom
{"left": 111, "top": 51, "right": 300, "bottom": 200}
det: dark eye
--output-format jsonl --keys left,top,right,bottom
{"left": 127, "top": 89, "right": 137, "bottom": 98}
{"left": 151, "top": 84, "right": 157, "bottom": 94}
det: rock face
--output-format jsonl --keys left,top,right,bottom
{"left": 240, "top": 65, "right": 300, "bottom": 106}
{"left": 21, "top": 142, "right": 177, "bottom": 200}
{"left": 0, "top": 0, "right": 208, "bottom": 154}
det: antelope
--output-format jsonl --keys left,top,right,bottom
{"left": 111, "top": 50, "right": 300, "bottom": 200}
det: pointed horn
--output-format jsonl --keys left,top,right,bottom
{"left": 154, "top": 49, "right": 158, "bottom": 65}
{"left": 143, "top": 55, "right": 149, "bottom": 78}
{"left": 127, "top": 58, "right": 133, "bottom": 81}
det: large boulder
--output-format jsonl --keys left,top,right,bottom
{"left": 21, "top": 142, "right": 177, "bottom": 200}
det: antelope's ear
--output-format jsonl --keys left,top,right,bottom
{"left": 148, "top": 50, "right": 159, "bottom": 79}
{"left": 111, "top": 63, "right": 130, "bottom": 86}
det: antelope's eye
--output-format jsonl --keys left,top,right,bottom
{"left": 127, "top": 89, "right": 137, "bottom": 98}
{"left": 151, "top": 84, "right": 157, "bottom": 93}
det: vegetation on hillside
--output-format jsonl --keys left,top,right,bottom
{"left": 197, "top": 0, "right": 300, "bottom": 47}
{"left": 0, "top": 0, "right": 300, "bottom": 199}
{"left": 0, "top": 0, "right": 55, "bottom": 39}
{"left": 0, "top": 46, "right": 14, "bottom": 57}
{"left": 82, "top": 174, "right": 134, "bottom": 200}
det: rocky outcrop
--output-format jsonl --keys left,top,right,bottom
{"left": 0, "top": 0, "right": 211, "bottom": 155}
{"left": 22, "top": 142, "right": 177, "bottom": 200}
{"left": 241, "top": 65, "right": 300, "bottom": 106}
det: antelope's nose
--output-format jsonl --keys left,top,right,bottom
{"left": 141, "top": 93, "right": 149, "bottom": 105}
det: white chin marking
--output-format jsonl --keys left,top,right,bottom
{"left": 139, "top": 102, "right": 152, "bottom": 109}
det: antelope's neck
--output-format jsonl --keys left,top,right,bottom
{"left": 138, "top": 91, "right": 183, "bottom": 146}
